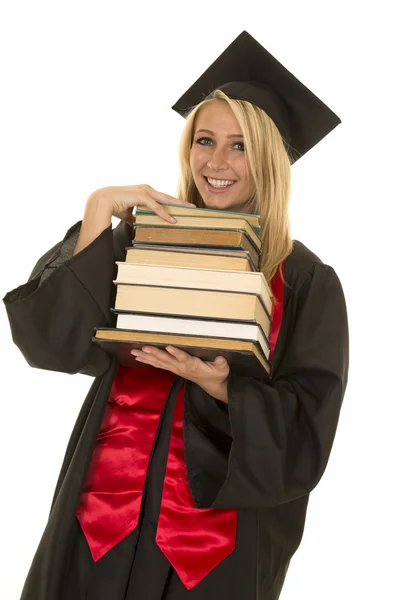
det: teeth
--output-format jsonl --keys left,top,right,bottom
{"left": 206, "top": 177, "right": 235, "bottom": 188}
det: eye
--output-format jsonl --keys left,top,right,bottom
{"left": 233, "top": 141, "right": 245, "bottom": 152}
{"left": 195, "top": 136, "right": 213, "bottom": 146}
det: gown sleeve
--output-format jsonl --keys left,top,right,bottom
{"left": 192, "top": 262, "right": 349, "bottom": 509}
{"left": 3, "top": 220, "right": 129, "bottom": 377}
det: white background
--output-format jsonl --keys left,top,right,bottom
{"left": 0, "top": 1, "right": 399, "bottom": 598}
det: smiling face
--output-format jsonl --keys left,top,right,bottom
{"left": 189, "top": 100, "right": 255, "bottom": 212}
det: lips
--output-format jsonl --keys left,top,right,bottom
{"left": 203, "top": 176, "right": 237, "bottom": 192}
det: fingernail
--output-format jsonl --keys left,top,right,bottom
{"left": 169, "top": 217, "right": 177, "bottom": 223}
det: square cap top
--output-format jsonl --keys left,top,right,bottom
{"left": 172, "top": 31, "right": 341, "bottom": 163}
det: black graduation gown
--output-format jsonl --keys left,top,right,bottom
{"left": 3, "top": 219, "right": 349, "bottom": 600}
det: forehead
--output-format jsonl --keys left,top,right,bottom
{"left": 194, "top": 101, "right": 242, "bottom": 133}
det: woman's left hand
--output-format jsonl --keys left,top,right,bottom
{"left": 130, "top": 345, "right": 230, "bottom": 388}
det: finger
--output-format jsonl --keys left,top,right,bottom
{"left": 142, "top": 346, "right": 178, "bottom": 364}
{"left": 116, "top": 187, "right": 177, "bottom": 224}
{"left": 132, "top": 346, "right": 176, "bottom": 365}
{"left": 134, "top": 353, "right": 177, "bottom": 375}
{"left": 134, "top": 356, "right": 157, "bottom": 367}
{"left": 138, "top": 196, "right": 177, "bottom": 224}
{"left": 165, "top": 346, "right": 191, "bottom": 361}
{"left": 214, "top": 356, "right": 228, "bottom": 365}
{"left": 132, "top": 349, "right": 163, "bottom": 365}
{"left": 131, "top": 348, "right": 165, "bottom": 361}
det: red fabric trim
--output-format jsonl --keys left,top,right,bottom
{"left": 76, "top": 366, "right": 176, "bottom": 561}
{"left": 269, "top": 260, "right": 286, "bottom": 360}
{"left": 156, "top": 382, "right": 238, "bottom": 589}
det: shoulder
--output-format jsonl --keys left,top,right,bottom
{"left": 283, "top": 240, "right": 341, "bottom": 297}
{"left": 287, "top": 240, "right": 323, "bottom": 274}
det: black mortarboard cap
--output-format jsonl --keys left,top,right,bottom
{"left": 172, "top": 31, "right": 341, "bottom": 163}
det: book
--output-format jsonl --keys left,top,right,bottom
{"left": 136, "top": 204, "right": 261, "bottom": 231}
{"left": 125, "top": 246, "right": 255, "bottom": 272}
{"left": 114, "top": 284, "right": 271, "bottom": 340}
{"left": 128, "top": 244, "right": 259, "bottom": 270}
{"left": 134, "top": 214, "right": 262, "bottom": 251}
{"left": 113, "top": 313, "right": 270, "bottom": 360}
{"left": 93, "top": 328, "right": 270, "bottom": 378}
{"left": 114, "top": 262, "right": 272, "bottom": 314}
{"left": 133, "top": 227, "right": 260, "bottom": 268}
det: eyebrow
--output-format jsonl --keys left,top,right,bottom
{"left": 195, "top": 128, "right": 244, "bottom": 139}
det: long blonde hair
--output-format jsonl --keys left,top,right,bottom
{"left": 176, "top": 89, "right": 296, "bottom": 295}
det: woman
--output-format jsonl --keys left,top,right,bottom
{"left": 3, "top": 31, "right": 349, "bottom": 600}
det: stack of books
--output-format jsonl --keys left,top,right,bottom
{"left": 93, "top": 205, "right": 273, "bottom": 378}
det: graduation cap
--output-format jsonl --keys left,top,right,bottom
{"left": 172, "top": 31, "right": 341, "bottom": 163}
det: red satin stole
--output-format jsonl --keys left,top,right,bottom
{"left": 76, "top": 366, "right": 177, "bottom": 560}
{"left": 76, "top": 261, "right": 285, "bottom": 589}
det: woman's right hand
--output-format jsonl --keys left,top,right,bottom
{"left": 74, "top": 184, "right": 195, "bottom": 256}
{"left": 89, "top": 184, "right": 196, "bottom": 225}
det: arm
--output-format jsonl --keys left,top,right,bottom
{"left": 3, "top": 197, "right": 128, "bottom": 376}
{"left": 188, "top": 263, "right": 349, "bottom": 509}
{"left": 3, "top": 186, "right": 197, "bottom": 377}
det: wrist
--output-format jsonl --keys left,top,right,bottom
{"left": 85, "top": 191, "right": 113, "bottom": 221}
{"left": 72, "top": 193, "right": 113, "bottom": 256}
{"left": 197, "top": 378, "right": 228, "bottom": 403}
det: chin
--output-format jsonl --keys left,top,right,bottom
{"left": 202, "top": 196, "right": 246, "bottom": 212}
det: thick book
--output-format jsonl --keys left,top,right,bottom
{"left": 126, "top": 245, "right": 260, "bottom": 271}
{"left": 114, "top": 262, "right": 272, "bottom": 314}
{"left": 113, "top": 312, "right": 270, "bottom": 360}
{"left": 134, "top": 215, "right": 262, "bottom": 251}
{"left": 114, "top": 284, "right": 271, "bottom": 339}
{"left": 135, "top": 205, "right": 261, "bottom": 231}
{"left": 93, "top": 328, "right": 271, "bottom": 378}
{"left": 126, "top": 245, "right": 256, "bottom": 272}
{"left": 133, "top": 227, "right": 260, "bottom": 268}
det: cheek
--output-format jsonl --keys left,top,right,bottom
{"left": 190, "top": 150, "right": 205, "bottom": 177}
{"left": 234, "top": 158, "right": 251, "bottom": 186}
{"left": 189, "top": 149, "right": 197, "bottom": 172}
{"left": 189, "top": 152, "right": 195, "bottom": 175}
{"left": 237, "top": 164, "right": 255, "bottom": 197}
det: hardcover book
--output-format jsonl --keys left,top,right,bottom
{"left": 93, "top": 328, "right": 271, "bottom": 378}
{"left": 133, "top": 227, "right": 260, "bottom": 268}
{"left": 114, "top": 284, "right": 271, "bottom": 340}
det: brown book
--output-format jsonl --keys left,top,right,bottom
{"left": 129, "top": 244, "right": 259, "bottom": 270}
{"left": 93, "top": 328, "right": 270, "bottom": 378}
{"left": 133, "top": 227, "right": 260, "bottom": 268}
{"left": 136, "top": 205, "right": 261, "bottom": 230}
{"left": 134, "top": 215, "right": 262, "bottom": 250}
{"left": 115, "top": 262, "right": 272, "bottom": 314}
{"left": 125, "top": 246, "right": 254, "bottom": 271}
{"left": 114, "top": 284, "right": 271, "bottom": 340}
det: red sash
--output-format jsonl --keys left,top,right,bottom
{"left": 76, "top": 262, "right": 285, "bottom": 589}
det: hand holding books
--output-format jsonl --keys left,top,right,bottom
{"left": 131, "top": 345, "right": 230, "bottom": 402}
{"left": 90, "top": 184, "right": 196, "bottom": 225}
{"left": 73, "top": 186, "right": 197, "bottom": 257}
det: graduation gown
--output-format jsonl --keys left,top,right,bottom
{"left": 3, "top": 219, "right": 349, "bottom": 600}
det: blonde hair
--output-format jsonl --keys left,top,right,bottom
{"left": 176, "top": 89, "right": 296, "bottom": 298}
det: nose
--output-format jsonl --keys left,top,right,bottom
{"left": 207, "top": 147, "right": 229, "bottom": 171}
